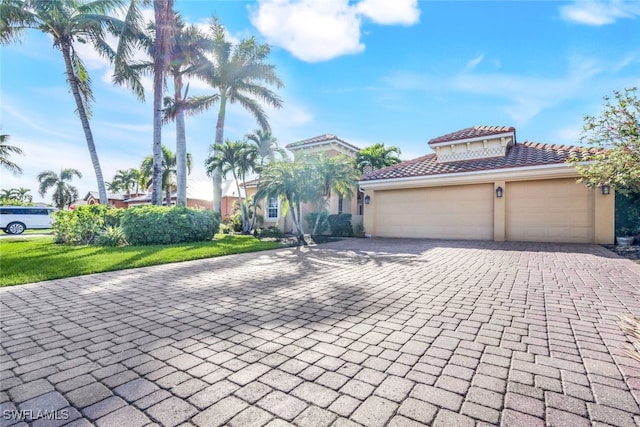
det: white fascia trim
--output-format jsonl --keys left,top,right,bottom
{"left": 290, "top": 139, "right": 359, "bottom": 154}
{"left": 429, "top": 131, "right": 515, "bottom": 148}
{"left": 359, "top": 162, "right": 589, "bottom": 190}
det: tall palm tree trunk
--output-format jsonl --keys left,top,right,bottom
{"left": 175, "top": 77, "right": 187, "bottom": 206}
{"left": 152, "top": 0, "right": 173, "bottom": 206}
{"left": 212, "top": 96, "right": 226, "bottom": 213}
{"left": 60, "top": 41, "right": 107, "bottom": 206}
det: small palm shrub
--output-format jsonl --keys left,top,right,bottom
{"left": 121, "top": 206, "right": 220, "bottom": 245}
{"left": 618, "top": 316, "right": 640, "bottom": 363}
{"left": 96, "top": 226, "right": 128, "bottom": 247}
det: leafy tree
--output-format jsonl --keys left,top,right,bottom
{"left": 37, "top": 168, "right": 82, "bottom": 209}
{"left": 568, "top": 87, "right": 640, "bottom": 195}
{"left": 203, "top": 17, "right": 283, "bottom": 214}
{"left": 141, "top": 146, "right": 191, "bottom": 205}
{"left": 205, "top": 139, "right": 256, "bottom": 233}
{"left": 0, "top": 134, "right": 23, "bottom": 175}
{"left": 1, "top": 0, "right": 126, "bottom": 205}
{"left": 356, "top": 143, "right": 402, "bottom": 174}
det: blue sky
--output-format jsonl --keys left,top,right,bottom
{"left": 2, "top": 0, "right": 639, "bottom": 203}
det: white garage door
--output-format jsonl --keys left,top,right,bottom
{"left": 375, "top": 184, "right": 494, "bottom": 240}
{"left": 506, "top": 179, "right": 594, "bottom": 243}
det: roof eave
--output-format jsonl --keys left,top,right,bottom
{"left": 359, "top": 162, "right": 590, "bottom": 190}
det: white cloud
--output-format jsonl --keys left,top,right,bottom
{"left": 560, "top": 0, "right": 640, "bottom": 25}
{"left": 249, "top": 0, "right": 363, "bottom": 62}
{"left": 249, "top": 0, "right": 420, "bottom": 62}
{"left": 465, "top": 53, "right": 485, "bottom": 71}
{"left": 356, "top": 0, "right": 420, "bottom": 25}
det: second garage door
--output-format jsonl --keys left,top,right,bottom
{"left": 506, "top": 178, "right": 594, "bottom": 243}
{"left": 375, "top": 184, "right": 494, "bottom": 240}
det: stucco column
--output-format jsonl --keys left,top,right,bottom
{"left": 363, "top": 189, "right": 376, "bottom": 236}
{"left": 493, "top": 181, "right": 506, "bottom": 242}
{"left": 594, "top": 187, "right": 615, "bottom": 244}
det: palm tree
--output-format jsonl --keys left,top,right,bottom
{"left": 245, "top": 129, "right": 285, "bottom": 230}
{"left": 256, "top": 159, "right": 313, "bottom": 242}
{"left": 115, "top": 11, "right": 216, "bottom": 206}
{"left": 1, "top": 0, "right": 126, "bottom": 206}
{"left": 308, "top": 154, "right": 359, "bottom": 235}
{"left": 0, "top": 134, "right": 23, "bottom": 175}
{"left": 205, "top": 139, "right": 256, "bottom": 233}
{"left": 141, "top": 146, "right": 191, "bottom": 205}
{"left": 110, "top": 168, "right": 138, "bottom": 197}
{"left": 203, "top": 17, "right": 284, "bottom": 214}
{"left": 356, "top": 143, "right": 402, "bottom": 173}
{"left": 162, "top": 17, "right": 218, "bottom": 207}
{"left": 37, "top": 168, "right": 82, "bottom": 209}
{"left": 14, "top": 187, "right": 32, "bottom": 203}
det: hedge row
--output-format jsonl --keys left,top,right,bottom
{"left": 53, "top": 205, "right": 220, "bottom": 246}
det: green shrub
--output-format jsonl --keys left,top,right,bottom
{"left": 305, "top": 211, "right": 329, "bottom": 235}
{"left": 121, "top": 206, "right": 220, "bottom": 245}
{"left": 256, "top": 226, "right": 284, "bottom": 238}
{"left": 327, "top": 214, "right": 353, "bottom": 236}
{"left": 96, "top": 226, "right": 128, "bottom": 247}
{"left": 219, "top": 223, "right": 232, "bottom": 234}
{"left": 53, "top": 205, "right": 123, "bottom": 245}
{"left": 616, "top": 192, "right": 640, "bottom": 236}
{"left": 222, "top": 212, "right": 242, "bottom": 232}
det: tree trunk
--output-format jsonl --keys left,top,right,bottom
{"left": 175, "top": 75, "right": 187, "bottom": 207}
{"left": 60, "top": 42, "right": 107, "bottom": 206}
{"left": 212, "top": 94, "right": 226, "bottom": 214}
{"left": 165, "top": 185, "right": 171, "bottom": 206}
{"left": 152, "top": 0, "right": 173, "bottom": 206}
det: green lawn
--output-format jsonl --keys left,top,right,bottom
{"left": 0, "top": 235, "right": 281, "bottom": 287}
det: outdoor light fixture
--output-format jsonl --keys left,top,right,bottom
{"left": 495, "top": 186, "right": 503, "bottom": 198}
{"left": 601, "top": 185, "right": 611, "bottom": 195}
{"left": 364, "top": 195, "right": 371, "bottom": 205}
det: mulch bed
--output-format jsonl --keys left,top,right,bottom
{"left": 603, "top": 244, "right": 640, "bottom": 263}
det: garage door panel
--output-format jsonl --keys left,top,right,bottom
{"left": 506, "top": 179, "right": 594, "bottom": 243}
{"left": 376, "top": 184, "right": 493, "bottom": 240}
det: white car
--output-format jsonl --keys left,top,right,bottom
{"left": 0, "top": 206, "right": 56, "bottom": 234}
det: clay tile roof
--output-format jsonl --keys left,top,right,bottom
{"left": 361, "top": 141, "right": 591, "bottom": 182}
{"left": 428, "top": 125, "right": 516, "bottom": 145}
{"left": 286, "top": 134, "right": 360, "bottom": 152}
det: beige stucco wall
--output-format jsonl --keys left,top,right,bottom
{"left": 362, "top": 173, "right": 615, "bottom": 244}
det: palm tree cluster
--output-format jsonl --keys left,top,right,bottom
{"left": 205, "top": 130, "right": 284, "bottom": 234}
{"left": 256, "top": 153, "right": 360, "bottom": 240}
{"left": 0, "top": 187, "right": 33, "bottom": 205}
{"left": 1, "top": 0, "right": 283, "bottom": 210}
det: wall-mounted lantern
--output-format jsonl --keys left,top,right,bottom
{"left": 364, "top": 195, "right": 371, "bottom": 205}
{"left": 601, "top": 185, "right": 611, "bottom": 195}
{"left": 495, "top": 186, "right": 503, "bottom": 198}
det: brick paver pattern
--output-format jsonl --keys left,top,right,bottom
{"left": 1, "top": 239, "right": 640, "bottom": 426}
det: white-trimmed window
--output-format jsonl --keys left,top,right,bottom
{"left": 267, "top": 197, "right": 279, "bottom": 220}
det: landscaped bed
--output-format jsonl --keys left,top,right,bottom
{"left": 0, "top": 235, "right": 281, "bottom": 286}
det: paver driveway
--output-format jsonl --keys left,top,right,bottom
{"left": 1, "top": 239, "right": 640, "bottom": 427}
